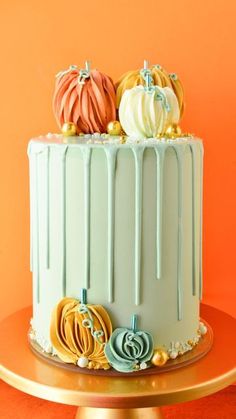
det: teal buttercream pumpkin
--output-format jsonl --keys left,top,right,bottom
{"left": 104, "top": 327, "right": 154, "bottom": 373}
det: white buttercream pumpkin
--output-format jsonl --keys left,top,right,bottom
{"left": 119, "top": 85, "right": 180, "bottom": 138}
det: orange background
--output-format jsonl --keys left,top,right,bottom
{"left": 0, "top": 0, "right": 235, "bottom": 323}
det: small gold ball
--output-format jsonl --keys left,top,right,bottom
{"left": 188, "top": 340, "right": 194, "bottom": 346}
{"left": 107, "top": 120, "right": 122, "bottom": 136}
{"left": 61, "top": 122, "right": 77, "bottom": 136}
{"left": 151, "top": 348, "right": 169, "bottom": 367}
{"left": 165, "top": 123, "right": 182, "bottom": 137}
{"left": 119, "top": 135, "right": 127, "bottom": 144}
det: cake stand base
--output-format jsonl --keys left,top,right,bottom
{"left": 75, "top": 406, "right": 164, "bottom": 419}
{"left": 1, "top": 305, "right": 236, "bottom": 419}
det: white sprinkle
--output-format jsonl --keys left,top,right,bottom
{"left": 169, "top": 350, "right": 178, "bottom": 360}
{"left": 140, "top": 362, "right": 148, "bottom": 370}
{"left": 77, "top": 357, "right": 89, "bottom": 368}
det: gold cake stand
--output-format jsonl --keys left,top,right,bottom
{"left": 0, "top": 304, "right": 236, "bottom": 419}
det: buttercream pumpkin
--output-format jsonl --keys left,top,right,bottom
{"left": 53, "top": 64, "right": 116, "bottom": 134}
{"left": 50, "top": 297, "right": 112, "bottom": 369}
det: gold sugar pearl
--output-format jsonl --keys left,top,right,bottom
{"left": 61, "top": 122, "right": 77, "bottom": 136}
{"left": 107, "top": 120, "right": 122, "bottom": 136}
{"left": 165, "top": 123, "right": 182, "bottom": 138}
{"left": 151, "top": 348, "right": 169, "bottom": 367}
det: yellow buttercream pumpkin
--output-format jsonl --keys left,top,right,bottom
{"left": 50, "top": 297, "right": 112, "bottom": 369}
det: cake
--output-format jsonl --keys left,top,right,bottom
{"left": 28, "top": 60, "right": 207, "bottom": 373}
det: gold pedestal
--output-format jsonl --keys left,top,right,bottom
{"left": 75, "top": 406, "right": 164, "bottom": 419}
{"left": 0, "top": 304, "right": 236, "bottom": 419}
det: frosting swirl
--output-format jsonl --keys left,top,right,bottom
{"left": 53, "top": 66, "right": 116, "bottom": 134}
{"left": 119, "top": 85, "right": 180, "bottom": 138}
{"left": 105, "top": 327, "right": 154, "bottom": 373}
{"left": 50, "top": 297, "right": 112, "bottom": 369}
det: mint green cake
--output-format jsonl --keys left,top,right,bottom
{"left": 28, "top": 61, "right": 207, "bottom": 373}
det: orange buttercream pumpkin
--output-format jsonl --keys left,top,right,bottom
{"left": 53, "top": 65, "right": 116, "bottom": 134}
{"left": 50, "top": 297, "right": 112, "bottom": 369}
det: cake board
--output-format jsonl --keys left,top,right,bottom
{"left": 0, "top": 304, "right": 236, "bottom": 419}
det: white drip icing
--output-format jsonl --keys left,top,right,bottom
{"left": 132, "top": 146, "right": 145, "bottom": 306}
{"left": 45, "top": 146, "right": 50, "bottom": 269}
{"left": 154, "top": 145, "right": 167, "bottom": 280}
{"left": 28, "top": 149, "right": 34, "bottom": 273}
{"left": 105, "top": 147, "right": 118, "bottom": 303}
{"left": 81, "top": 147, "right": 92, "bottom": 289}
{"left": 27, "top": 143, "right": 45, "bottom": 303}
{"left": 172, "top": 145, "right": 185, "bottom": 321}
{"left": 189, "top": 143, "right": 197, "bottom": 296}
{"left": 34, "top": 154, "right": 40, "bottom": 303}
{"left": 199, "top": 143, "right": 204, "bottom": 299}
{"left": 60, "top": 145, "right": 69, "bottom": 297}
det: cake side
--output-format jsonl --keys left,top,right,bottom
{"left": 28, "top": 135, "right": 203, "bottom": 363}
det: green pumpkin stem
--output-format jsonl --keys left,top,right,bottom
{"left": 81, "top": 288, "right": 87, "bottom": 305}
{"left": 131, "top": 314, "right": 138, "bottom": 333}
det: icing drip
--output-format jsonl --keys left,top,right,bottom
{"left": 27, "top": 143, "right": 45, "bottom": 303}
{"left": 60, "top": 145, "right": 69, "bottom": 297}
{"left": 132, "top": 147, "right": 145, "bottom": 305}
{"left": 173, "top": 145, "right": 185, "bottom": 321}
{"left": 199, "top": 143, "right": 204, "bottom": 299}
{"left": 105, "top": 147, "right": 118, "bottom": 303}
{"left": 154, "top": 145, "right": 167, "bottom": 280}
{"left": 34, "top": 153, "right": 40, "bottom": 303}
{"left": 28, "top": 148, "right": 34, "bottom": 273}
{"left": 81, "top": 147, "right": 92, "bottom": 289}
{"left": 189, "top": 144, "right": 197, "bottom": 296}
{"left": 45, "top": 146, "right": 50, "bottom": 269}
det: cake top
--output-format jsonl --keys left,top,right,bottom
{"left": 30, "top": 133, "right": 201, "bottom": 152}
{"left": 51, "top": 60, "right": 188, "bottom": 142}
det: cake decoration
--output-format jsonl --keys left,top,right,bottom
{"left": 119, "top": 61, "right": 180, "bottom": 138}
{"left": 165, "top": 123, "right": 182, "bottom": 138}
{"left": 151, "top": 348, "right": 169, "bottom": 366}
{"left": 116, "top": 60, "right": 184, "bottom": 116}
{"left": 53, "top": 61, "right": 116, "bottom": 134}
{"left": 61, "top": 122, "right": 77, "bottom": 137}
{"left": 28, "top": 58, "right": 207, "bottom": 376}
{"left": 104, "top": 315, "right": 154, "bottom": 373}
{"left": 107, "top": 120, "right": 122, "bottom": 136}
{"left": 199, "top": 321, "right": 207, "bottom": 335}
{"left": 50, "top": 290, "right": 112, "bottom": 370}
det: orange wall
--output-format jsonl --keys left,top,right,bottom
{"left": 0, "top": 0, "right": 235, "bottom": 322}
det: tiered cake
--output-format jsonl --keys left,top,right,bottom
{"left": 28, "top": 61, "right": 206, "bottom": 373}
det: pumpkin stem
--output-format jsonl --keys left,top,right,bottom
{"left": 131, "top": 314, "right": 138, "bottom": 333}
{"left": 78, "top": 61, "right": 91, "bottom": 85}
{"left": 81, "top": 288, "right": 87, "bottom": 304}
{"left": 140, "top": 60, "right": 153, "bottom": 91}
{"left": 143, "top": 59, "right": 149, "bottom": 70}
